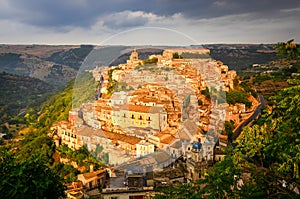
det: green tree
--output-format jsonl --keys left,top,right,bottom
{"left": 15, "top": 133, "right": 55, "bottom": 164}
{"left": 0, "top": 149, "right": 66, "bottom": 199}
{"left": 275, "top": 39, "right": 300, "bottom": 60}
{"left": 224, "top": 120, "right": 234, "bottom": 140}
{"left": 173, "top": 52, "right": 181, "bottom": 59}
{"left": 226, "top": 90, "right": 252, "bottom": 108}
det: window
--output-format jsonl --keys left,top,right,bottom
{"left": 110, "top": 197, "right": 119, "bottom": 199}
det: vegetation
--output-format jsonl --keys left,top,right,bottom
{"left": 90, "top": 144, "right": 110, "bottom": 164}
{"left": 224, "top": 120, "right": 234, "bottom": 140}
{"left": 243, "top": 40, "right": 300, "bottom": 102}
{"left": 173, "top": 52, "right": 182, "bottom": 59}
{"left": 201, "top": 87, "right": 210, "bottom": 99}
{"left": 0, "top": 148, "right": 66, "bottom": 199}
{"left": 0, "top": 72, "right": 55, "bottom": 131}
{"left": 143, "top": 57, "right": 158, "bottom": 65}
{"left": 181, "top": 52, "right": 210, "bottom": 59}
{"left": 28, "top": 80, "right": 74, "bottom": 130}
{"left": 106, "top": 67, "right": 121, "bottom": 96}
{"left": 58, "top": 145, "right": 103, "bottom": 168}
{"left": 0, "top": 53, "right": 23, "bottom": 75}
{"left": 0, "top": 126, "right": 65, "bottom": 198}
{"left": 275, "top": 39, "right": 300, "bottom": 60}
{"left": 226, "top": 89, "right": 252, "bottom": 108}
{"left": 51, "top": 162, "right": 79, "bottom": 183}
{"left": 72, "top": 71, "right": 99, "bottom": 107}
{"left": 45, "top": 45, "right": 94, "bottom": 70}
{"left": 208, "top": 44, "right": 279, "bottom": 71}
{"left": 0, "top": 72, "right": 103, "bottom": 197}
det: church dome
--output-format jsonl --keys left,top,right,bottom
{"left": 192, "top": 142, "right": 202, "bottom": 150}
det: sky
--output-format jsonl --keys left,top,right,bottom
{"left": 0, "top": 0, "right": 299, "bottom": 45}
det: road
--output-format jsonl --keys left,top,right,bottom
{"left": 231, "top": 94, "right": 266, "bottom": 141}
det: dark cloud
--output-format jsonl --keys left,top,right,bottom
{"left": 1, "top": 0, "right": 299, "bottom": 29}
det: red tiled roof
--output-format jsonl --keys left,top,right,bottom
{"left": 104, "top": 131, "right": 141, "bottom": 145}
{"left": 80, "top": 169, "right": 107, "bottom": 181}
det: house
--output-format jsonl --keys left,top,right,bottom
{"left": 81, "top": 103, "right": 100, "bottom": 129}
{"left": 112, "top": 104, "right": 168, "bottom": 132}
{"left": 136, "top": 140, "right": 155, "bottom": 158}
{"left": 77, "top": 168, "right": 109, "bottom": 190}
{"left": 50, "top": 121, "right": 83, "bottom": 150}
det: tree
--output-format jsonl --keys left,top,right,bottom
{"left": 201, "top": 87, "right": 210, "bottom": 99}
{"left": 226, "top": 90, "right": 252, "bottom": 108}
{"left": 173, "top": 52, "right": 182, "bottom": 59}
{"left": 275, "top": 39, "right": 300, "bottom": 60}
{"left": 0, "top": 149, "right": 66, "bottom": 199}
{"left": 224, "top": 120, "right": 234, "bottom": 140}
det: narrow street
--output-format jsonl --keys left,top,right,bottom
{"left": 231, "top": 94, "right": 266, "bottom": 141}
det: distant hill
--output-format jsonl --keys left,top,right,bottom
{"left": 202, "top": 44, "right": 279, "bottom": 71}
{"left": 0, "top": 72, "right": 55, "bottom": 122}
{"left": 0, "top": 45, "right": 93, "bottom": 87}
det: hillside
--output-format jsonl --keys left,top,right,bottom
{"left": 202, "top": 44, "right": 279, "bottom": 71}
{"left": 0, "top": 45, "right": 93, "bottom": 87}
{"left": 0, "top": 72, "right": 55, "bottom": 121}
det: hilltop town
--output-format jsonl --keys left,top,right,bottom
{"left": 50, "top": 47, "right": 260, "bottom": 198}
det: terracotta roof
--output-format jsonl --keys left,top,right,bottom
{"left": 77, "top": 126, "right": 105, "bottom": 138}
{"left": 219, "top": 134, "right": 228, "bottom": 140}
{"left": 114, "top": 104, "right": 166, "bottom": 114}
{"left": 127, "top": 104, "right": 151, "bottom": 113}
{"left": 79, "top": 169, "right": 107, "bottom": 181}
{"left": 104, "top": 131, "right": 141, "bottom": 145}
{"left": 77, "top": 126, "right": 92, "bottom": 137}
{"left": 155, "top": 132, "right": 175, "bottom": 144}
{"left": 95, "top": 105, "right": 112, "bottom": 111}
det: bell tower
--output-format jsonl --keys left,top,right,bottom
{"left": 130, "top": 48, "right": 138, "bottom": 61}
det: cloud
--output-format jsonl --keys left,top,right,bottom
{"left": 0, "top": 0, "right": 299, "bottom": 44}
{"left": 101, "top": 11, "right": 158, "bottom": 29}
{"left": 1, "top": 0, "right": 299, "bottom": 28}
